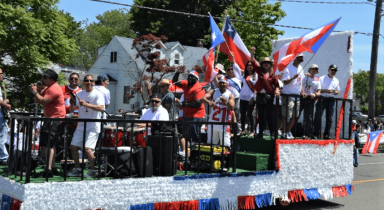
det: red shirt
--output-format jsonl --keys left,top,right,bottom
{"left": 180, "top": 80, "right": 205, "bottom": 118}
{"left": 41, "top": 83, "right": 66, "bottom": 118}
{"left": 251, "top": 61, "right": 279, "bottom": 94}
{"left": 61, "top": 85, "right": 82, "bottom": 114}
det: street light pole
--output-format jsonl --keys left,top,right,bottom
{"left": 368, "top": 0, "right": 383, "bottom": 119}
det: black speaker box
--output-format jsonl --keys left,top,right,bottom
{"left": 10, "top": 150, "right": 38, "bottom": 173}
{"left": 147, "top": 134, "right": 177, "bottom": 176}
{"left": 108, "top": 146, "right": 153, "bottom": 178}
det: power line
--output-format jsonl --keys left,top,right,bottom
{"left": 89, "top": 0, "right": 382, "bottom": 38}
{"left": 269, "top": 0, "right": 375, "bottom": 6}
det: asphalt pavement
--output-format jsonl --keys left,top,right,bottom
{"left": 260, "top": 149, "right": 384, "bottom": 210}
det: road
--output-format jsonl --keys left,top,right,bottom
{"left": 262, "top": 149, "right": 384, "bottom": 210}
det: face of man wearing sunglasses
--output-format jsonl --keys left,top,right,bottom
{"left": 83, "top": 75, "right": 95, "bottom": 92}
{"left": 150, "top": 97, "right": 161, "bottom": 111}
{"left": 68, "top": 74, "right": 80, "bottom": 88}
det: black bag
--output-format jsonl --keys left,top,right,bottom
{"left": 290, "top": 122, "right": 304, "bottom": 137}
{"left": 256, "top": 94, "right": 272, "bottom": 105}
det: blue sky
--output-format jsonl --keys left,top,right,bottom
{"left": 58, "top": 0, "right": 383, "bottom": 73}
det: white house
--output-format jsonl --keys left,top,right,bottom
{"left": 88, "top": 36, "right": 207, "bottom": 114}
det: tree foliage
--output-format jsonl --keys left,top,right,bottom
{"left": 0, "top": 0, "right": 77, "bottom": 108}
{"left": 67, "top": 9, "right": 136, "bottom": 70}
{"left": 353, "top": 70, "right": 384, "bottom": 115}
{"left": 130, "top": 0, "right": 233, "bottom": 46}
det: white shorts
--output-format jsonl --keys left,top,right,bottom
{"left": 71, "top": 129, "right": 100, "bottom": 150}
{"left": 207, "top": 126, "right": 231, "bottom": 147}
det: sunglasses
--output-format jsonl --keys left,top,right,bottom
{"left": 227, "top": 68, "right": 234, "bottom": 71}
{"left": 70, "top": 77, "right": 79, "bottom": 81}
{"left": 330, "top": 69, "right": 337, "bottom": 72}
{"left": 247, "top": 64, "right": 252, "bottom": 67}
{"left": 84, "top": 80, "right": 94, "bottom": 82}
{"left": 151, "top": 100, "right": 161, "bottom": 103}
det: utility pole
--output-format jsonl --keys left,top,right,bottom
{"left": 368, "top": 0, "right": 383, "bottom": 119}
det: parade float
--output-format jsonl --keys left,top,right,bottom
{"left": 0, "top": 29, "right": 355, "bottom": 209}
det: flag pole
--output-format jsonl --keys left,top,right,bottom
{"left": 215, "top": 10, "right": 227, "bottom": 62}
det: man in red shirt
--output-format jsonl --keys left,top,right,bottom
{"left": 172, "top": 70, "right": 205, "bottom": 144}
{"left": 61, "top": 72, "right": 81, "bottom": 114}
{"left": 250, "top": 47, "right": 280, "bottom": 140}
{"left": 30, "top": 69, "right": 65, "bottom": 178}
{"left": 60, "top": 73, "right": 82, "bottom": 159}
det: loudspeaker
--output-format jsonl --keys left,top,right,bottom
{"left": 10, "top": 150, "right": 38, "bottom": 173}
{"left": 135, "top": 147, "right": 153, "bottom": 177}
{"left": 147, "top": 134, "right": 177, "bottom": 176}
{"left": 107, "top": 146, "right": 153, "bottom": 178}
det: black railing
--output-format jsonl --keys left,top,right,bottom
{"left": 5, "top": 113, "right": 238, "bottom": 183}
{"left": 277, "top": 94, "right": 353, "bottom": 140}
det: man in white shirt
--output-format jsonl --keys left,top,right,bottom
{"left": 67, "top": 75, "right": 105, "bottom": 178}
{"left": 94, "top": 74, "right": 110, "bottom": 119}
{"left": 201, "top": 77, "right": 235, "bottom": 147}
{"left": 313, "top": 64, "right": 340, "bottom": 139}
{"left": 137, "top": 93, "right": 169, "bottom": 135}
{"left": 300, "top": 64, "right": 321, "bottom": 139}
{"left": 213, "top": 63, "right": 242, "bottom": 135}
{"left": 281, "top": 54, "right": 305, "bottom": 139}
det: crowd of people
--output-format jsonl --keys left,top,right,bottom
{"left": 0, "top": 47, "right": 354, "bottom": 177}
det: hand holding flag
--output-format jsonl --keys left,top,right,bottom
{"left": 204, "top": 14, "right": 225, "bottom": 82}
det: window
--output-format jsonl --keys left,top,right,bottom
{"left": 174, "top": 54, "right": 180, "bottom": 65}
{"left": 123, "top": 86, "right": 130, "bottom": 104}
{"left": 110, "top": 51, "right": 117, "bottom": 63}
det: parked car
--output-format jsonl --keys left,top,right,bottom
{"left": 352, "top": 112, "right": 368, "bottom": 122}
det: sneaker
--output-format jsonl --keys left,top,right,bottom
{"left": 85, "top": 170, "right": 98, "bottom": 178}
{"left": 263, "top": 130, "right": 270, "bottom": 136}
{"left": 43, "top": 170, "right": 53, "bottom": 178}
{"left": 67, "top": 168, "right": 82, "bottom": 177}
{"left": 278, "top": 130, "right": 282, "bottom": 136}
{"left": 287, "top": 132, "right": 294, "bottom": 139}
{"left": 281, "top": 133, "right": 287, "bottom": 139}
{"left": 51, "top": 167, "right": 59, "bottom": 175}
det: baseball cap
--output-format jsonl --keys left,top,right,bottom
{"left": 43, "top": 69, "right": 58, "bottom": 81}
{"left": 297, "top": 54, "right": 304, "bottom": 58}
{"left": 329, "top": 64, "right": 338, "bottom": 71}
{"left": 189, "top": 70, "right": 199, "bottom": 79}
{"left": 352, "top": 120, "right": 356, "bottom": 124}
{"left": 151, "top": 93, "right": 162, "bottom": 100}
{"left": 97, "top": 74, "right": 109, "bottom": 81}
{"left": 309, "top": 64, "right": 319, "bottom": 73}
{"left": 218, "top": 76, "right": 227, "bottom": 83}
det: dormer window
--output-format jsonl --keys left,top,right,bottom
{"left": 110, "top": 51, "right": 117, "bottom": 63}
{"left": 174, "top": 54, "right": 180, "bottom": 65}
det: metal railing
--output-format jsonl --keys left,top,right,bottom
{"left": 276, "top": 94, "right": 353, "bottom": 140}
{"left": 5, "top": 113, "right": 238, "bottom": 183}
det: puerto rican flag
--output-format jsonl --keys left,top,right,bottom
{"left": 272, "top": 18, "right": 341, "bottom": 73}
{"left": 219, "top": 16, "right": 257, "bottom": 70}
{"left": 362, "top": 131, "right": 383, "bottom": 154}
{"left": 203, "top": 48, "right": 218, "bottom": 82}
{"left": 204, "top": 14, "right": 225, "bottom": 83}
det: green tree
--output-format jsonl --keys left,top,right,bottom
{"left": 353, "top": 70, "right": 384, "bottom": 115}
{"left": 67, "top": 9, "right": 136, "bottom": 70}
{"left": 130, "top": 0, "right": 233, "bottom": 46}
{"left": 0, "top": 0, "right": 77, "bottom": 108}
